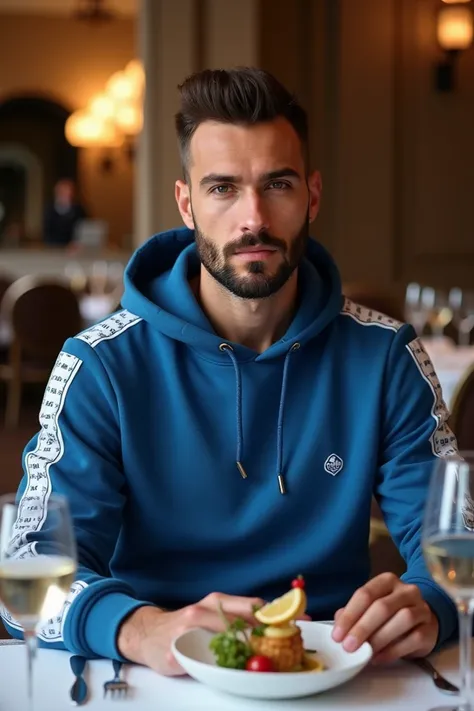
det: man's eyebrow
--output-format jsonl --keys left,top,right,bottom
{"left": 261, "top": 168, "right": 301, "bottom": 181}
{"left": 199, "top": 173, "right": 242, "bottom": 187}
{"left": 199, "top": 167, "right": 301, "bottom": 188}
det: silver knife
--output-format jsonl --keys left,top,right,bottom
{"left": 69, "top": 655, "right": 89, "bottom": 706}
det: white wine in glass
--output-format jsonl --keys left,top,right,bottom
{"left": 423, "top": 454, "right": 474, "bottom": 711}
{"left": 0, "top": 494, "right": 77, "bottom": 710}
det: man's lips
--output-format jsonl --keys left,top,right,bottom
{"left": 233, "top": 245, "right": 278, "bottom": 254}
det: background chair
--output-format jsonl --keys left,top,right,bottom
{"left": 369, "top": 499, "right": 407, "bottom": 578}
{"left": 0, "top": 276, "right": 83, "bottom": 427}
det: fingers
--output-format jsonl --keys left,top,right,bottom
{"left": 371, "top": 623, "right": 431, "bottom": 665}
{"left": 156, "top": 604, "right": 240, "bottom": 676}
{"left": 332, "top": 577, "right": 424, "bottom": 652}
{"left": 200, "top": 592, "right": 265, "bottom": 624}
{"left": 338, "top": 587, "right": 424, "bottom": 652}
{"left": 332, "top": 573, "right": 400, "bottom": 644}
{"left": 368, "top": 603, "right": 432, "bottom": 656}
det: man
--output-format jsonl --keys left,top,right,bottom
{"left": 2, "top": 68, "right": 458, "bottom": 674}
{"left": 43, "top": 178, "right": 87, "bottom": 246}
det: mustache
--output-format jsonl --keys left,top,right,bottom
{"left": 224, "top": 232, "right": 287, "bottom": 258}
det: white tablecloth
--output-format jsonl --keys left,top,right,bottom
{"left": 0, "top": 642, "right": 466, "bottom": 711}
{"left": 422, "top": 338, "right": 474, "bottom": 408}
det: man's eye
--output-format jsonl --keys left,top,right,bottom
{"left": 211, "top": 185, "right": 233, "bottom": 194}
{"left": 268, "top": 181, "right": 290, "bottom": 190}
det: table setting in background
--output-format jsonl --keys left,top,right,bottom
{"left": 405, "top": 283, "right": 474, "bottom": 407}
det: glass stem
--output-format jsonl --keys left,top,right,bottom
{"left": 24, "top": 627, "right": 37, "bottom": 711}
{"left": 460, "top": 330, "right": 469, "bottom": 347}
{"left": 457, "top": 601, "right": 474, "bottom": 710}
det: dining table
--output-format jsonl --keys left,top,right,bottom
{"left": 421, "top": 337, "right": 474, "bottom": 408}
{"left": 0, "top": 637, "right": 468, "bottom": 711}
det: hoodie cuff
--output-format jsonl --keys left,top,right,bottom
{"left": 63, "top": 580, "right": 151, "bottom": 659}
{"left": 85, "top": 593, "right": 151, "bottom": 660}
{"left": 404, "top": 577, "right": 458, "bottom": 651}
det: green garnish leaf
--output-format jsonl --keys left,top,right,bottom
{"left": 251, "top": 624, "right": 267, "bottom": 637}
{"left": 209, "top": 606, "right": 253, "bottom": 669}
{"left": 229, "top": 617, "right": 247, "bottom": 633}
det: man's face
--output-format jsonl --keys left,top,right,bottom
{"left": 175, "top": 117, "right": 321, "bottom": 299}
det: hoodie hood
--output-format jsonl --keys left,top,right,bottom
{"left": 121, "top": 226, "right": 343, "bottom": 362}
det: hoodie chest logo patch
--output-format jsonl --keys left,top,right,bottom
{"left": 324, "top": 454, "right": 344, "bottom": 476}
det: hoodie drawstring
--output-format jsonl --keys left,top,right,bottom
{"left": 219, "top": 343, "right": 247, "bottom": 479}
{"left": 219, "top": 342, "right": 300, "bottom": 494}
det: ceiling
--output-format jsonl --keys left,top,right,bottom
{"left": 0, "top": 0, "right": 137, "bottom": 16}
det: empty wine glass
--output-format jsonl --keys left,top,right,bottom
{"left": 64, "top": 261, "right": 87, "bottom": 295}
{"left": 405, "top": 283, "right": 429, "bottom": 336}
{"left": 0, "top": 494, "right": 77, "bottom": 710}
{"left": 449, "top": 288, "right": 474, "bottom": 346}
{"left": 423, "top": 454, "right": 474, "bottom": 711}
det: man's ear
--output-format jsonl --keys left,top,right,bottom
{"left": 307, "top": 171, "right": 322, "bottom": 223}
{"left": 175, "top": 180, "right": 194, "bottom": 229}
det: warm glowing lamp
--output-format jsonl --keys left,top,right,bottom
{"left": 125, "top": 59, "right": 145, "bottom": 97}
{"left": 89, "top": 93, "right": 115, "bottom": 121}
{"left": 438, "top": 6, "right": 474, "bottom": 50}
{"left": 435, "top": 5, "right": 473, "bottom": 91}
{"left": 114, "top": 104, "right": 143, "bottom": 136}
{"left": 65, "top": 110, "right": 123, "bottom": 147}
{"left": 106, "top": 70, "right": 139, "bottom": 103}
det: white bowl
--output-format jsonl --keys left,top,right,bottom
{"left": 172, "top": 620, "right": 372, "bottom": 700}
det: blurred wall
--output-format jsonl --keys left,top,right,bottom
{"left": 0, "top": 13, "right": 135, "bottom": 247}
{"left": 1, "top": 0, "right": 472, "bottom": 286}
{"left": 259, "top": 0, "right": 474, "bottom": 289}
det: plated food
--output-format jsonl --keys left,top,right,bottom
{"left": 209, "top": 575, "right": 325, "bottom": 673}
{"left": 172, "top": 620, "right": 373, "bottom": 700}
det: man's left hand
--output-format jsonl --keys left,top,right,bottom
{"left": 331, "top": 573, "right": 439, "bottom": 664}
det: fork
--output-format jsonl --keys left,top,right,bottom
{"left": 103, "top": 660, "right": 129, "bottom": 699}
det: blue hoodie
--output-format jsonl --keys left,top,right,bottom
{"left": 2, "top": 227, "right": 458, "bottom": 658}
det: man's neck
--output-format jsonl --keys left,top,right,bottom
{"left": 193, "top": 268, "right": 299, "bottom": 353}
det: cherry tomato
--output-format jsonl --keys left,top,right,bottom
{"left": 245, "top": 655, "right": 274, "bottom": 672}
{"left": 291, "top": 574, "right": 305, "bottom": 589}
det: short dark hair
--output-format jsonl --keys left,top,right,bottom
{"left": 175, "top": 67, "right": 309, "bottom": 179}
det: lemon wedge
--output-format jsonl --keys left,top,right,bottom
{"left": 254, "top": 588, "right": 307, "bottom": 625}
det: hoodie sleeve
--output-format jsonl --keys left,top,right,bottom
{"left": 376, "top": 324, "right": 458, "bottom": 649}
{"left": 0, "top": 338, "right": 152, "bottom": 660}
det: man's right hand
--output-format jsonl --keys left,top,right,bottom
{"left": 116, "top": 592, "right": 266, "bottom": 675}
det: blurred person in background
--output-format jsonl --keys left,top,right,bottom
{"left": 43, "top": 178, "right": 87, "bottom": 247}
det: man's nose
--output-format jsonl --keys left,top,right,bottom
{"left": 238, "top": 191, "right": 269, "bottom": 235}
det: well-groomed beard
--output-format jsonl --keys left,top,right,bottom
{"left": 193, "top": 214, "right": 309, "bottom": 299}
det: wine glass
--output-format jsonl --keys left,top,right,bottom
{"left": 405, "top": 283, "right": 430, "bottom": 336}
{"left": 64, "top": 261, "right": 87, "bottom": 295}
{"left": 422, "top": 454, "right": 474, "bottom": 711}
{"left": 425, "top": 289, "right": 453, "bottom": 339}
{"left": 0, "top": 494, "right": 77, "bottom": 710}
{"left": 449, "top": 289, "right": 474, "bottom": 347}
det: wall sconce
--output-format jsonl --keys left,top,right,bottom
{"left": 64, "top": 59, "right": 145, "bottom": 170}
{"left": 435, "top": 3, "right": 474, "bottom": 92}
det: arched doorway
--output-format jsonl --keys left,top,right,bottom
{"left": 0, "top": 96, "right": 78, "bottom": 246}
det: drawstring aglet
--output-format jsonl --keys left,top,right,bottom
{"left": 278, "top": 474, "right": 287, "bottom": 495}
{"left": 236, "top": 461, "right": 248, "bottom": 479}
